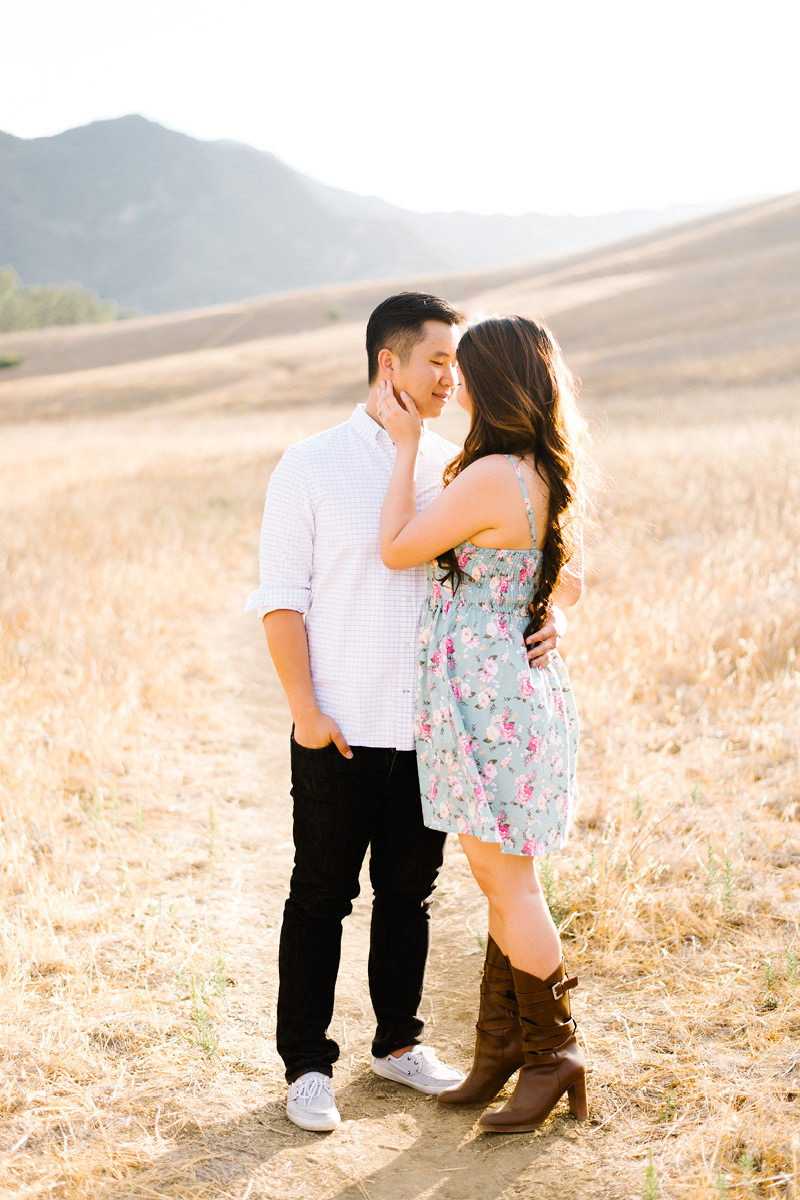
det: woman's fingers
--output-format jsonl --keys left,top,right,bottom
{"left": 399, "top": 390, "right": 420, "bottom": 418}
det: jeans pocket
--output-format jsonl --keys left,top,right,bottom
{"left": 290, "top": 735, "right": 337, "bottom": 753}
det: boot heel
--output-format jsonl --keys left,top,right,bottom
{"left": 568, "top": 1076, "right": 589, "bottom": 1121}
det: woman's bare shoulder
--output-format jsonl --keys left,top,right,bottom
{"left": 457, "top": 454, "right": 519, "bottom": 482}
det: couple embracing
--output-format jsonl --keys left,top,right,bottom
{"left": 245, "top": 292, "right": 588, "bottom": 1134}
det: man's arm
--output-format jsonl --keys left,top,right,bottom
{"left": 526, "top": 534, "right": 584, "bottom": 668}
{"left": 246, "top": 446, "right": 351, "bottom": 759}
{"left": 263, "top": 610, "right": 352, "bottom": 758}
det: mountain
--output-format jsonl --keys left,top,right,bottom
{"left": 1, "top": 190, "right": 797, "bottom": 422}
{"left": 0, "top": 116, "right": 739, "bottom": 315}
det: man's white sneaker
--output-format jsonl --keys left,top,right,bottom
{"left": 286, "top": 1072, "right": 341, "bottom": 1131}
{"left": 371, "top": 1046, "right": 466, "bottom": 1096}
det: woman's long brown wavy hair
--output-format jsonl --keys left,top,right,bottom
{"left": 438, "top": 315, "right": 586, "bottom": 638}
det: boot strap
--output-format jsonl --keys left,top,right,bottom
{"left": 520, "top": 1016, "right": 578, "bottom": 1054}
{"left": 515, "top": 974, "right": 578, "bottom": 1004}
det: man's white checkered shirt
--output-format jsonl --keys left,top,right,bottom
{"left": 244, "top": 404, "right": 458, "bottom": 750}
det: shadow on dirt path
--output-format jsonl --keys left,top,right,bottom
{"left": 187, "top": 574, "right": 641, "bottom": 1200}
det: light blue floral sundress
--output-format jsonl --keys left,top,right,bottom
{"left": 415, "top": 456, "right": 579, "bottom": 856}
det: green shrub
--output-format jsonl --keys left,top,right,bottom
{"left": 0, "top": 265, "right": 123, "bottom": 333}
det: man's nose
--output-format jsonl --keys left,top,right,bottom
{"left": 440, "top": 365, "right": 456, "bottom": 388}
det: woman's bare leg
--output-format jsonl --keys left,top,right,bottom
{"left": 459, "top": 834, "right": 562, "bottom": 977}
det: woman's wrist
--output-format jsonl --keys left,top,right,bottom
{"left": 394, "top": 443, "right": 419, "bottom": 468}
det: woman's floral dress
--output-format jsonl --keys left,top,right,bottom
{"left": 416, "top": 456, "right": 579, "bottom": 856}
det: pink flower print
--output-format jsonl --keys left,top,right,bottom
{"left": 445, "top": 636, "right": 455, "bottom": 656}
{"left": 500, "top": 755, "right": 511, "bottom": 769}
{"left": 496, "top": 619, "right": 510, "bottom": 640}
{"left": 460, "top": 680, "right": 474, "bottom": 698}
{"left": 451, "top": 777, "right": 463, "bottom": 799}
{"left": 516, "top": 778, "right": 533, "bottom": 804}
{"left": 485, "top": 724, "right": 499, "bottom": 741}
{"left": 522, "top": 837, "right": 543, "bottom": 856}
{"left": 499, "top": 718, "right": 517, "bottom": 742}
{"left": 479, "top": 562, "right": 489, "bottom": 577}
{"left": 431, "top": 581, "right": 442, "bottom": 601}
{"left": 431, "top": 649, "right": 442, "bottom": 668}
{"left": 527, "top": 733, "right": 543, "bottom": 755}
{"left": 473, "top": 780, "right": 488, "bottom": 806}
{"left": 475, "top": 691, "right": 491, "bottom": 709}
{"left": 451, "top": 683, "right": 461, "bottom": 702}
{"left": 498, "top": 577, "right": 509, "bottom": 595}
{"left": 457, "top": 551, "right": 470, "bottom": 569}
{"left": 517, "top": 672, "right": 535, "bottom": 698}
{"left": 459, "top": 732, "right": 472, "bottom": 756}
{"left": 486, "top": 620, "right": 497, "bottom": 637}
{"left": 430, "top": 779, "right": 438, "bottom": 802}
{"left": 482, "top": 760, "right": 498, "bottom": 780}
{"left": 478, "top": 657, "right": 498, "bottom": 683}
{"left": 419, "top": 722, "right": 431, "bottom": 741}
{"left": 553, "top": 692, "right": 564, "bottom": 712}
{"left": 497, "top": 813, "right": 510, "bottom": 843}
{"left": 551, "top": 752, "right": 564, "bottom": 775}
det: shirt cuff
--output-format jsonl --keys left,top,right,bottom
{"left": 243, "top": 587, "right": 310, "bottom": 617}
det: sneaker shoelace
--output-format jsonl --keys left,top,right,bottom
{"left": 293, "top": 1075, "right": 331, "bottom": 1104}
{"left": 400, "top": 1047, "right": 437, "bottom": 1073}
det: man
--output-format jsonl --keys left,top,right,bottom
{"left": 245, "top": 292, "right": 564, "bottom": 1131}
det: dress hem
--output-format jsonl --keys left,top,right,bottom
{"left": 422, "top": 815, "right": 569, "bottom": 857}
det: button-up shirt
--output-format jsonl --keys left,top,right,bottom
{"left": 244, "top": 404, "right": 458, "bottom": 750}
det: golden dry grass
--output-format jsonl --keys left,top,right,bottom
{"left": 1, "top": 378, "right": 798, "bottom": 1198}
{"left": 1, "top": 192, "right": 799, "bottom": 1200}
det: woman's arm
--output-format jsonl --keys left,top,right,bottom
{"left": 378, "top": 384, "right": 503, "bottom": 568}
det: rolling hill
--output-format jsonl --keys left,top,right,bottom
{"left": 0, "top": 190, "right": 797, "bottom": 423}
{"left": 0, "top": 115, "right": 733, "bottom": 314}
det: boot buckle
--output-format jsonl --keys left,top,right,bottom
{"left": 551, "top": 974, "right": 578, "bottom": 1000}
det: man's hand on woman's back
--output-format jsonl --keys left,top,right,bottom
{"left": 526, "top": 606, "right": 567, "bottom": 669}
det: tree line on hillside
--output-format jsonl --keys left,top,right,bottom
{"left": 0, "top": 266, "right": 128, "bottom": 335}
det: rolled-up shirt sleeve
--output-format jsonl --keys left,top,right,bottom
{"left": 243, "top": 445, "right": 314, "bottom": 619}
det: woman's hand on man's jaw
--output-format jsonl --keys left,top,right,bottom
{"left": 377, "top": 380, "right": 422, "bottom": 449}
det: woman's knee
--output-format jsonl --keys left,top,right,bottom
{"left": 464, "top": 848, "right": 542, "bottom": 909}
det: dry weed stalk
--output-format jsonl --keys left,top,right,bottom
{"left": 0, "top": 404, "right": 798, "bottom": 1199}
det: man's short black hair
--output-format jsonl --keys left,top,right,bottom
{"left": 366, "top": 292, "right": 465, "bottom": 384}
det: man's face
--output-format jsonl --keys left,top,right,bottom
{"left": 390, "top": 321, "right": 460, "bottom": 420}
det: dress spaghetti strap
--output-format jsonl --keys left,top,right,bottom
{"left": 505, "top": 455, "right": 537, "bottom": 549}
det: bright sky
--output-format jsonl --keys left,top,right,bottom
{"left": 3, "top": 0, "right": 799, "bottom": 216}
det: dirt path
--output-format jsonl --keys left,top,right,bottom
{"left": 171, "top": 583, "right": 644, "bottom": 1200}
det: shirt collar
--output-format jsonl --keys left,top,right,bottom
{"left": 349, "top": 402, "right": 430, "bottom": 451}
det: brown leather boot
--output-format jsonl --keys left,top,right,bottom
{"left": 438, "top": 935, "right": 524, "bottom": 1108}
{"left": 479, "top": 958, "right": 588, "bottom": 1132}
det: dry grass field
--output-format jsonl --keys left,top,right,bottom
{"left": 1, "top": 196, "right": 798, "bottom": 1199}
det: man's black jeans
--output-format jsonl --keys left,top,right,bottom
{"left": 277, "top": 738, "right": 447, "bottom": 1083}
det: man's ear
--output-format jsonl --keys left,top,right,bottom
{"left": 377, "top": 347, "right": 394, "bottom": 377}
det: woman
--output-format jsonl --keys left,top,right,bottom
{"left": 379, "top": 314, "right": 587, "bottom": 1133}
